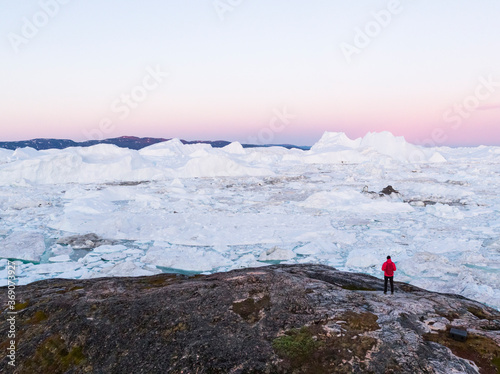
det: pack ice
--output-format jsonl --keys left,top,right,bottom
{"left": 1, "top": 131, "right": 499, "bottom": 310}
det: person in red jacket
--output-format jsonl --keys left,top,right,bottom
{"left": 382, "top": 255, "right": 396, "bottom": 294}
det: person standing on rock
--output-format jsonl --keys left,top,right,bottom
{"left": 382, "top": 256, "right": 396, "bottom": 295}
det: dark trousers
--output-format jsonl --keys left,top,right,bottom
{"left": 384, "top": 276, "right": 394, "bottom": 294}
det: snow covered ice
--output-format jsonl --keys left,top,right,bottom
{"left": 0, "top": 232, "right": 46, "bottom": 262}
{"left": 1, "top": 131, "right": 500, "bottom": 310}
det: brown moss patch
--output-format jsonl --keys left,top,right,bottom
{"left": 163, "top": 322, "right": 189, "bottom": 339}
{"left": 14, "top": 300, "right": 29, "bottom": 311}
{"left": 468, "top": 306, "right": 492, "bottom": 320}
{"left": 338, "top": 311, "right": 380, "bottom": 332}
{"left": 272, "top": 313, "right": 379, "bottom": 373}
{"left": 435, "top": 309, "right": 461, "bottom": 322}
{"left": 424, "top": 330, "right": 500, "bottom": 374}
{"left": 397, "top": 283, "right": 418, "bottom": 292}
{"left": 22, "top": 334, "right": 86, "bottom": 374}
{"left": 138, "top": 274, "right": 183, "bottom": 289}
{"left": 28, "top": 310, "right": 48, "bottom": 324}
{"left": 232, "top": 295, "right": 271, "bottom": 323}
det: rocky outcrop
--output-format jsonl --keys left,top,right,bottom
{"left": 362, "top": 185, "right": 402, "bottom": 200}
{"left": 56, "top": 233, "right": 113, "bottom": 250}
{"left": 1, "top": 264, "right": 499, "bottom": 373}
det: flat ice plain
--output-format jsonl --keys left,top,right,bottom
{"left": 1, "top": 131, "right": 499, "bottom": 310}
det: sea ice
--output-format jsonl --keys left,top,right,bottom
{"left": 48, "top": 255, "right": 71, "bottom": 262}
{"left": 0, "top": 232, "right": 46, "bottom": 262}
{"left": 141, "top": 246, "right": 232, "bottom": 272}
{"left": 1, "top": 131, "right": 500, "bottom": 310}
{"left": 32, "top": 262, "right": 81, "bottom": 274}
{"left": 426, "top": 204, "right": 465, "bottom": 220}
{"left": 258, "top": 246, "right": 296, "bottom": 261}
{"left": 88, "top": 259, "right": 161, "bottom": 278}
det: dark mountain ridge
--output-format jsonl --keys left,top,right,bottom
{"left": 0, "top": 136, "right": 310, "bottom": 151}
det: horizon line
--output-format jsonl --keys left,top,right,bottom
{"left": 0, "top": 134, "right": 498, "bottom": 149}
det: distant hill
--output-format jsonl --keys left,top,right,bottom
{"left": 0, "top": 136, "right": 310, "bottom": 151}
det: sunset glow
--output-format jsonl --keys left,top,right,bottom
{"left": 1, "top": 1, "right": 500, "bottom": 146}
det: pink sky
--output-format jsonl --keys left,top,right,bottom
{"left": 1, "top": 1, "right": 500, "bottom": 146}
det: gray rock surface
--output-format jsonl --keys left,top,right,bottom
{"left": 0, "top": 264, "right": 499, "bottom": 373}
{"left": 56, "top": 233, "right": 111, "bottom": 249}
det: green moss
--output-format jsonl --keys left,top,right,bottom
{"left": 28, "top": 310, "right": 48, "bottom": 324}
{"left": 23, "top": 335, "right": 86, "bottom": 374}
{"left": 272, "top": 313, "right": 379, "bottom": 373}
{"left": 272, "top": 327, "right": 320, "bottom": 365}
{"left": 492, "top": 356, "right": 500, "bottom": 372}
{"left": 62, "top": 346, "right": 85, "bottom": 367}
{"left": 424, "top": 330, "right": 500, "bottom": 374}
{"left": 69, "top": 286, "right": 84, "bottom": 291}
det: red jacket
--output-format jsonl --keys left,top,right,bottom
{"left": 382, "top": 259, "right": 396, "bottom": 277}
